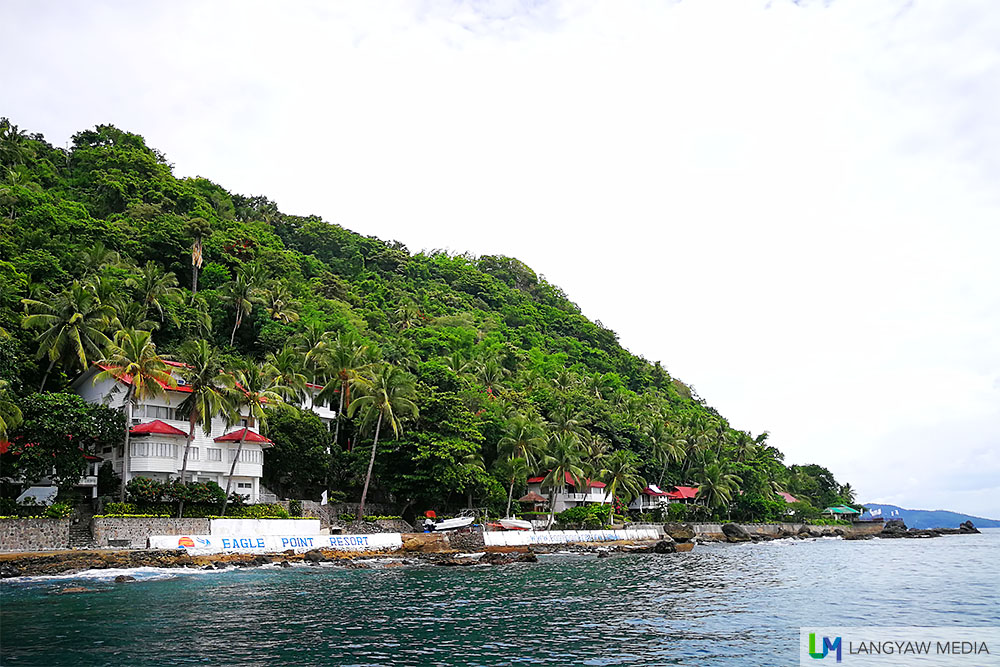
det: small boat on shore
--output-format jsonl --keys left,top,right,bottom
{"left": 424, "top": 516, "right": 475, "bottom": 532}
{"left": 498, "top": 518, "right": 533, "bottom": 531}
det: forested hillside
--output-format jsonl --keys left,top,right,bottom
{"left": 0, "top": 119, "right": 856, "bottom": 522}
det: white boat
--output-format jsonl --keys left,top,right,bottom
{"left": 425, "top": 516, "right": 475, "bottom": 532}
{"left": 499, "top": 518, "right": 533, "bottom": 531}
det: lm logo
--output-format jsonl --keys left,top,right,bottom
{"left": 809, "top": 633, "right": 842, "bottom": 662}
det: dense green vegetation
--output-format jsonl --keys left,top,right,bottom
{"left": 0, "top": 119, "right": 858, "bottom": 522}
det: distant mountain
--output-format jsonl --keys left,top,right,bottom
{"left": 862, "top": 504, "right": 1000, "bottom": 530}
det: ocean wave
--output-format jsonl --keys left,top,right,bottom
{"left": 1, "top": 565, "right": 230, "bottom": 585}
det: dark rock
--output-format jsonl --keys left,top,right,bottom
{"left": 56, "top": 586, "right": 96, "bottom": 594}
{"left": 304, "top": 550, "right": 324, "bottom": 563}
{"left": 652, "top": 538, "right": 677, "bottom": 554}
{"left": 960, "top": 520, "right": 980, "bottom": 534}
{"left": 722, "top": 523, "right": 752, "bottom": 542}
{"left": 278, "top": 561, "right": 292, "bottom": 568}
{"left": 662, "top": 522, "right": 695, "bottom": 542}
{"left": 517, "top": 552, "right": 538, "bottom": 563}
{"left": 113, "top": 575, "right": 136, "bottom": 583}
{"left": 597, "top": 550, "right": 610, "bottom": 558}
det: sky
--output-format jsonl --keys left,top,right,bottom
{"left": 3, "top": 0, "right": 998, "bottom": 518}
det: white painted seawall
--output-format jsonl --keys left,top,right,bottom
{"left": 484, "top": 528, "right": 660, "bottom": 547}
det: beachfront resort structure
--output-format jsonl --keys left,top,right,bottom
{"left": 525, "top": 472, "right": 610, "bottom": 513}
{"left": 71, "top": 361, "right": 337, "bottom": 503}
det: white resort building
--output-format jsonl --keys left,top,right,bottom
{"left": 72, "top": 362, "right": 337, "bottom": 503}
{"left": 525, "top": 472, "right": 610, "bottom": 513}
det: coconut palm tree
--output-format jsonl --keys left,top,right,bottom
{"left": 498, "top": 414, "right": 546, "bottom": 516}
{"left": 94, "top": 329, "right": 176, "bottom": 501}
{"left": 77, "top": 242, "right": 121, "bottom": 276}
{"left": 265, "top": 346, "right": 309, "bottom": 403}
{"left": 647, "top": 419, "right": 685, "bottom": 486}
{"left": 696, "top": 462, "right": 742, "bottom": 516}
{"left": 348, "top": 364, "right": 418, "bottom": 520}
{"left": 220, "top": 362, "right": 289, "bottom": 516}
{"left": 547, "top": 404, "right": 590, "bottom": 442}
{"left": 0, "top": 379, "right": 22, "bottom": 440}
{"left": 222, "top": 264, "right": 265, "bottom": 346}
{"left": 21, "top": 282, "right": 115, "bottom": 389}
{"left": 174, "top": 339, "right": 235, "bottom": 518}
{"left": 263, "top": 283, "right": 299, "bottom": 324}
{"left": 127, "top": 261, "right": 181, "bottom": 323}
{"left": 186, "top": 217, "right": 211, "bottom": 297}
{"left": 294, "top": 321, "right": 333, "bottom": 381}
{"left": 599, "top": 450, "right": 647, "bottom": 526}
{"left": 477, "top": 358, "right": 508, "bottom": 395}
{"left": 540, "top": 432, "right": 587, "bottom": 529}
{"left": 318, "top": 332, "right": 369, "bottom": 451}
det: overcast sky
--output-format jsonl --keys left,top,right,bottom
{"left": 4, "top": 0, "right": 998, "bottom": 518}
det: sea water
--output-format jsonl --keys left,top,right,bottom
{"left": 1, "top": 530, "right": 998, "bottom": 666}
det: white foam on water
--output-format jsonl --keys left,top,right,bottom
{"left": 1, "top": 565, "right": 231, "bottom": 585}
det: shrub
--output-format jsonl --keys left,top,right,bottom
{"left": 44, "top": 502, "right": 73, "bottom": 518}
{"left": 105, "top": 502, "right": 139, "bottom": 515}
{"left": 289, "top": 499, "right": 302, "bottom": 517}
{"left": 339, "top": 512, "right": 356, "bottom": 523}
{"left": 164, "top": 480, "right": 226, "bottom": 504}
{"left": 557, "top": 504, "right": 610, "bottom": 527}
{"left": 127, "top": 477, "right": 165, "bottom": 503}
{"left": 230, "top": 503, "right": 290, "bottom": 519}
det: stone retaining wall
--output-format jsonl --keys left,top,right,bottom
{"left": 0, "top": 518, "right": 70, "bottom": 552}
{"left": 92, "top": 518, "right": 210, "bottom": 549}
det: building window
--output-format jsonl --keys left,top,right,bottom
{"left": 142, "top": 404, "right": 176, "bottom": 421}
{"left": 130, "top": 442, "right": 177, "bottom": 458}
{"left": 207, "top": 448, "right": 222, "bottom": 462}
{"left": 237, "top": 482, "right": 252, "bottom": 489}
{"left": 187, "top": 447, "right": 199, "bottom": 461}
{"left": 228, "top": 449, "right": 262, "bottom": 464}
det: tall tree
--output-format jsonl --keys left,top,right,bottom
{"left": 77, "top": 242, "right": 120, "bottom": 276}
{"left": 222, "top": 264, "right": 265, "bottom": 345}
{"left": 318, "top": 331, "right": 369, "bottom": 452}
{"left": 21, "top": 282, "right": 114, "bottom": 389}
{"left": 263, "top": 283, "right": 299, "bottom": 324}
{"left": 540, "top": 432, "right": 587, "bottom": 529}
{"left": 94, "top": 329, "right": 175, "bottom": 501}
{"left": 348, "top": 364, "right": 418, "bottom": 519}
{"left": 174, "top": 339, "right": 234, "bottom": 518}
{"left": 127, "top": 261, "right": 181, "bottom": 323}
{"left": 220, "top": 362, "right": 289, "bottom": 516}
{"left": 265, "top": 346, "right": 309, "bottom": 403}
{"left": 0, "top": 379, "right": 22, "bottom": 440}
{"left": 186, "top": 217, "right": 211, "bottom": 297}
{"left": 696, "top": 461, "right": 742, "bottom": 515}
{"left": 497, "top": 414, "right": 546, "bottom": 516}
{"left": 599, "top": 450, "right": 646, "bottom": 526}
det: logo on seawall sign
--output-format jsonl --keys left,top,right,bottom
{"left": 178, "top": 536, "right": 195, "bottom": 548}
{"left": 809, "top": 633, "right": 843, "bottom": 662}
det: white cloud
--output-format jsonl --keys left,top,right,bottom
{"left": 3, "top": 0, "right": 998, "bottom": 516}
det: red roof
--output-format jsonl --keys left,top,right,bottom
{"left": 97, "top": 363, "right": 193, "bottom": 394}
{"left": 778, "top": 492, "right": 799, "bottom": 504}
{"left": 214, "top": 428, "right": 272, "bottom": 444}
{"left": 130, "top": 420, "right": 188, "bottom": 436}
{"left": 527, "top": 471, "right": 606, "bottom": 488}
{"left": 641, "top": 485, "right": 670, "bottom": 496}
{"left": 667, "top": 486, "right": 699, "bottom": 500}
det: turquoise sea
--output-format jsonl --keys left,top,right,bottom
{"left": 2, "top": 530, "right": 998, "bottom": 666}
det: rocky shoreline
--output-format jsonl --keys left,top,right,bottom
{"left": 0, "top": 520, "right": 981, "bottom": 580}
